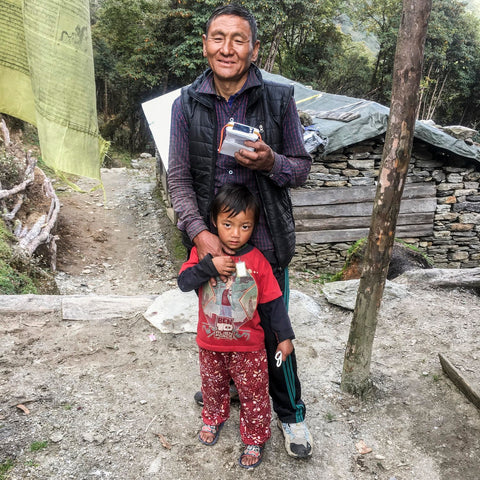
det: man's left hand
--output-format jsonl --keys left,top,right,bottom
{"left": 235, "top": 139, "right": 275, "bottom": 172}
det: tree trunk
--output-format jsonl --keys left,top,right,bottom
{"left": 428, "top": 71, "right": 448, "bottom": 120}
{"left": 262, "top": 26, "right": 284, "bottom": 73}
{"left": 417, "top": 62, "right": 433, "bottom": 119}
{"left": 341, "top": 0, "right": 432, "bottom": 398}
{"left": 103, "top": 77, "right": 108, "bottom": 123}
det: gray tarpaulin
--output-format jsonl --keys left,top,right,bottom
{"left": 262, "top": 70, "right": 480, "bottom": 162}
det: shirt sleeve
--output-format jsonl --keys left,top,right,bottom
{"left": 177, "top": 249, "right": 218, "bottom": 292}
{"left": 257, "top": 297, "right": 295, "bottom": 342}
{"left": 254, "top": 250, "right": 295, "bottom": 341}
{"left": 265, "top": 97, "right": 312, "bottom": 187}
{"left": 167, "top": 97, "right": 208, "bottom": 241}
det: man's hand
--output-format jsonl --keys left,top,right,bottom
{"left": 212, "top": 256, "right": 236, "bottom": 277}
{"left": 193, "top": 230, "right": 234, "bottom": 260}
{"left": 276, "top": 339, "right": 294, "bottom": 362}
{"left": 235, "top": 139, "right": 275, "bottom": 172}
{"left": 193, "top": 230, "right": 235, "bottom": 286}
{"left": 193, "top": 230, "right": 222, "bottom": 261}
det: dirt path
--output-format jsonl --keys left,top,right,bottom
{"left": 55, "top": 156, "right": 179, "bottom": 295}
{"left": 1, "top": 157, "right": 480, "bottom": 479}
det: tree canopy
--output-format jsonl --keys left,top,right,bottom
{"left": 90, "top": 0, "right": 480, "bottom": 152}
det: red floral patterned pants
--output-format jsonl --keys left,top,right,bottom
{"left": 199, "top": 348, "right": 271, "bottom": 445}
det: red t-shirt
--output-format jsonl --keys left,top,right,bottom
{"left": 179, "top": 246, "right": 282, "bottom": 352}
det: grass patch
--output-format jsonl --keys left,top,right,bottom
{"left": 324, "top": 412, "right": 336, "bottom": 422}
{"left": 103, "top": 145, "right": 134, "bottom": 168}
{"left": 0, "top": 459, "right": 14, "bottom": 479}
{"left": 30, "top": 441, "right": 48, "bottom": 452}
{"left": 151, "top": 185, "right": 186, "bottom": 265}
{"left": 0, "top": 259, "right": 38, "bottom": 294}
{"left": 301, "top": 269, "right": 336, "bottom": 284}
{"left": 171, "top": 228, "right": 187, "bottom": 262}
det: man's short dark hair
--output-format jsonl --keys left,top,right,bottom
{"left": 211, "top": 183, "right": 260, "bottom": 226}
{"left": 205, "top": 4, "right": 258, "bottom": 44}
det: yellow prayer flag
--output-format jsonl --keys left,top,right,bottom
{"left": 0, "top": 0, "right": 107, "bottom": 180}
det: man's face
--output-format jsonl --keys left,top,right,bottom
{"left": 203, "top": 14, "right": 260, "bottom": 85}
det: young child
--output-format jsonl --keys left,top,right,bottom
{"left": 177, "top": 183, "right": 296, "bottom": 469}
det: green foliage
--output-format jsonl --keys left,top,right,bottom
{"left": 0, "top": 221, "right": 15, "bottom": 260}
{"left": 0, "top": 149, "right": 23, "bottom": 190}
{"left": 102, "top": 144, "right": 134, "bottom": 168}
{"left": 324, "top": 411, "right": 336, "bottom": 422}
{"left": 421, "top": 0, "right": 480, "bottom": 126}
{"left": 349, "top": 0, "right": 480, "bottom": 127}
{"left": 0, "top": 259, "right": 38, "bottom": 294}
{"left": 90, "top": 0, "right": 480, "bottom": 150}
{"left": 0, "top": 221, "right": 38, "bottom": 294}
{"left": 349, "top": 0, "right": 402, "bottom": 102}
{"left": 29, "top": 441, "right": 48, "bottom": 452}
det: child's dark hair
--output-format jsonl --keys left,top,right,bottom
{"left": 211, "top": 183, "right": 260, "bottom": 225}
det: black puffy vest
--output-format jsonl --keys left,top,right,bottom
{"left": 180, "top": 66, "right": 296, "bottom": 268}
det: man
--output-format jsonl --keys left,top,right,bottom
{"left": 168, "top": 4, "right": 313, "bottom": 458}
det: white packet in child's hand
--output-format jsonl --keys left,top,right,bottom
{"left": 236, "top": 261, "right": 247, "bottom": 277}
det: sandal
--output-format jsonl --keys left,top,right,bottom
{"left": 198, "top": 421, "right": 224, "bottom": 446}
{"left": 238, "top": 444, "right": 264, "bottom": 469}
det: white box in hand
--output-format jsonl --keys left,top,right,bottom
{"left": 219, "top": 122, "right": 261, "bottom": 157}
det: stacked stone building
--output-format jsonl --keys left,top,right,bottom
{"left": 291, "top": 134, "right": 480, "bottom": 273}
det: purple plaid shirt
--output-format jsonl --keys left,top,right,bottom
{"left": 168, "top": 67, "right": 311, "bottom": 254}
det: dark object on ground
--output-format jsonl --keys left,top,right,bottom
{"left": 194, "top": 384, "right": 240, "bottom": 407}
{"left": 341, "top": 239, "right": 432, "bottom": 281}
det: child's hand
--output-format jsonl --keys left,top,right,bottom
{"left": 276, "top": 339, "right": 294, "bottom": 362}
{"left": 212, "top": 256, "right": 236, "bottom": 277}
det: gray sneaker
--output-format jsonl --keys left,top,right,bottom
{"left": 277, "top": 419, "right": 313, "bottom": 458}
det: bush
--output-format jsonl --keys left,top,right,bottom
{"left": 0, "top": 149, "right": 23, "bottom": 190}
{"left": 0, "top": 220, "right": 38, "bottom": 294}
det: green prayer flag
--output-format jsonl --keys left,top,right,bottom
{"left": 0, "top": 0, "right": 107, "bottom": 180}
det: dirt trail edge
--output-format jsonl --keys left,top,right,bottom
{"left": 1, "top": 156, "right": 480, "bottom": 480}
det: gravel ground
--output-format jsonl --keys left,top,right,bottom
{"left": 1, "top": 156, "right": 480, "bottom": 479}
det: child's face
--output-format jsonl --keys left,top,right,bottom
{"left": 215, "top": 208, "right": 255, "bottom": 251}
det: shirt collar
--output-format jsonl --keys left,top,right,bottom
{"left": 196, "top": 65, "right": 262, "bottom": 101}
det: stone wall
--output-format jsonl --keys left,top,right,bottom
{"left": 291, "top": 135, "right": 480, "bottom": 273}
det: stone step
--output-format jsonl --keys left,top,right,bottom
{"left": 0, "top": 294, "right": 156, "bottom": 321}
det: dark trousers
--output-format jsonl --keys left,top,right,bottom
{"left": 262, "top": 258, "right": 306, "bottom": 424}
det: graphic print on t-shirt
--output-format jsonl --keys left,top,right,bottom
{"left": 201, "top": 271, "right": 258, "bottom": 341}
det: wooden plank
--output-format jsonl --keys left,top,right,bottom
{"left": 402, "top": 182, "right": 436, "bottom": 199}
{"left": 291, "top": 182, "right": 436, "bottom": 207}
{"left": 0, "top": 295, "right": 62, "bottom": 314}
{"left": 292, "top": 185, "right": 375, "bottom": 207}
{"left": 295, "top": 212, "right": 435, "bottom": 231}
{"left": 295, "top": 224, "right": 433, "bottom": 244}
{"left": 62, "top": 295, "right": 157, "bottom": 321}
{"left": 439, "top": 353, "right": 480, "bottom": 410}
{"left": 293, "top": 197, "right": 436, "bottom": 219}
